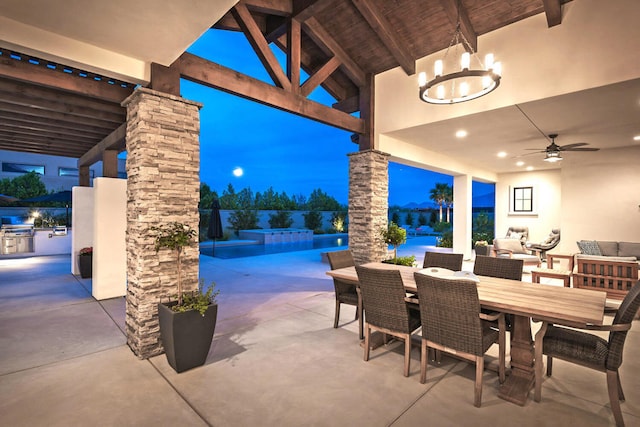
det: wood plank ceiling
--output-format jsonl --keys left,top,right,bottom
{"left": 0, "top": 0, "right": 569, "bottom": 160}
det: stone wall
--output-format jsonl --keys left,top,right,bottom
{"left": 348, "top": 150, "right": 389, "bottom": 264}
{"left": 122, "top": 88, "right": 202, "bottom": 359}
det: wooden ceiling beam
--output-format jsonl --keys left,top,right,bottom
{"left": 0, "top": 124, "right": 99, "bottom": 143}
{"left": 541, "top": 0, "right": 562, "bottom": 27}
{"left": 303, "top": 17, "right": 366, "bottom": 87}
{"left": 0, "top": 78, "right": 124, "bottom": 115}
{"left": 292, "top": 0, "right": 330, "bottom": 22}
{"left": 350, "top": 0, "right": 415, "bottom": 75}
{"left": 0, "top": 141, "right": 87, "bottom": 158}
{"left": 78, "top": 123, "right": 126, "bottom": 167}
{"left": 0, "top": 118, "right": 106, "bottom": 140}
{"left": 0, "top": 111, "right": 112, "bottom": 136}
{"left": 332, "top": 95, "right": 359, "bottom": 114}
{"left": 243, "top": 0, "right": 293, "bottom": 16}
{"left": 0, "top": 54, "right": 133, "bottom": 103}
{"left": 0, "top": 101, "right": 118, "bottom": 130}
{"left": 273, "top": 34, "right": 352, "bottom": 101}
{"left": 174, "top": 52, "right": 364, "bottom": 134}
{"left": 300, "top": 56, "right": 340, "bottom": 97}
{"left": 0, "top": 92, "right": 124, "bottom": 124}
{"left": 232, "top": 3, "right": 292, "bottom": 91}
{"left": 438, "top": 0, "right": 477, "bottom": 53}
{"left": 288, "top": 18, "right": 301, "bottom": 94}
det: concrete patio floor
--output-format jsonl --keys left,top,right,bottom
{"left": 1, "top": 238, "right": 638, "bottom": 426}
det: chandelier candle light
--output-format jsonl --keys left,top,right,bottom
{"left": 418, "top": 10, "right": 501, "bottom": 104}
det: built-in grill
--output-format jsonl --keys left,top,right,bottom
{"left": 1, "top": 224, "right": 35, "bottom": 255}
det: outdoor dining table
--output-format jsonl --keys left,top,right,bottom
{"left": 326, "top": 262, "right": 607, "bottom": 406}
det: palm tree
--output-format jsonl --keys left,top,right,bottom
{"left": 445, "top": 185, "right": 453, "bottom": 223}
{"left": 429, "top": 183, "right": 449, "bottom": 222}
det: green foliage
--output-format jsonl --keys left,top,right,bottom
{"left": 381, "top": 222, "right": 407, "bottom": 259}
{"left": 228, "top": 209, "right": 259, "bottom": 236}
{"left": 432, "top": 221, "right": 452, "bottom": 233}
{"left": 151, "top": 222, "right": 197, "bottom": 252}
{"left": 331, "top": 211, "right": 347, "bottom": 233}
{"left": 255, "top": 187, "right": 297, "bottom": 210}
{"left": 268, "top": 210, "right": 294, "bottom": 229}
{"left": 382, "top": 255, "right": 416, "bottom": 266}
{"left": 219, "top": 183, "right": 239, "bottom": 209}
{"left": 199, "top": 183, "right": 218, "bottom": 210}
{"left": 303, "top": 210, "right": 323, "bottom": 232}
{"left": 418, "top": 212, "right": 428, "bottom": 226}
{"left": 150, "top": 222, "right": 197, "bottom": 307}
{"left": 429, "top": 182, "right": 452, "bottom": 223}
{"left": 472, "top": 212, "right": 495, "bottom": 245}
{"left": 429, "top": 210, "right": 437, "bottom": 225}
{"left": 0, "top": 171, "right": 47, "bottom": 200}
{"left": 437, "top": 230, "right": 453, "bottom": 248}
{"left": 171, "top": 279, "right": 220, "bottom": 316}
{"left": 391, "top": 211, "right": 400, "bottom": 225}
{"left": 306, "top": 188, "right": 342, "bottom": 211}
{"left": 31, "top": 210, "right": 63, "bottom": 228}
{"left": 405, "top": 212, "right": 414, "bottom": 227}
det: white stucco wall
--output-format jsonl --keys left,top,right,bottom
{"left": 92, "top": 177, "right": 127, "bottom": 300}
{"left": 71, "top": 186, "right": 94, "bottom": 275}
{"left": 495, "top": 169, "right": 562, "bottom": 244}
{"left": 558, "top": 146, "right": 640, "bottom": 253}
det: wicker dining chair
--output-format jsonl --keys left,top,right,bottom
{"left": 473, "top": 255, "right": 523, "bottom": 280}
{"left": 473, "top": 255, "right": 523, "bottom": 333}
{"left": 326, "top": 250, "right": 363, "bottom": 339}
{"left": 414, "top": 272, "right": 506, "bottom": 407}
{"left": 534, "top": 281, "right": 640, "bottom": 427}
{"left": 355, "top": 265, "right": 421, "bottom": 377}
{"left": 423, "top": 251, "right": 464, "bottom": 271}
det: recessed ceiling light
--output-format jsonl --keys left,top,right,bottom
{"left": 497, "top": 151, "right": 507, "bottom": 158}
{"left": 455, "top": 130, "right": 467, "bottom": 138}
{"left": 634, "top": 135, "right": 640, "bottom": 141}
{"left": 516, "top": 161, "right": 524, "bottom": 166}
{"left": 526, "top": 166, "right": 534, "bottom": 171}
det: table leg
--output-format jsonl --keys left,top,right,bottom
{"left": 498, "top": 314, "right": 535, "bottom": 406}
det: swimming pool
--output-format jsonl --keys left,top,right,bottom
{"left": 201, "top": 234, "right": 349, "bottom": 259}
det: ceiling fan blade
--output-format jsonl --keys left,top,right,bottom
{"left": 524, "top": 148, "right": 544, "bottom": 151}
{"left": 514, "top": 152, "right": 543, "bottom": 158}
{"left": 558, "top": 142, "right": 588, "bottom": 150}
{"left": 563, "top": 147, "right": 600, "bottom": 151}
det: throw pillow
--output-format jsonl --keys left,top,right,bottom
{"left": 576, "top": 240, "right": 602, "bottom": 256}
{"left": 508, "top": 232, "right": 522, "bottom": 240}
{"left": 495, "top": 238, "right": 528, "bottom": 254}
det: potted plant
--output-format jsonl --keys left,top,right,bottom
{"left": 381, "top": 222, "right": 410, "bottom": 263}
{"left": 474, "top": 240, "right": 489, "bottom": 256}
{"left": 151, "top": 222, "right": 220, "bottom": 373}
{"left": 78, "top": 247, "right": 93, "bottom": 278}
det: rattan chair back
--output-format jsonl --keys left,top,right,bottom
{"left": 423, "top": 251, "right": 464, "bottom": 270}
{"left": 608, "top": 281, "right": 640, "bottom": 369}
{"left": 327, "top": 250, "right": 355, "bottom": 270}
{"left": 473, "top": 255, "right": 523, "bottom": 281}
{"left": 414, "top": 274, "right": 485, "bottom": 356}
{"left": 355, "top": 266, "right": 414, "bottom": 333}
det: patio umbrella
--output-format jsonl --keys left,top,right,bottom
{"left": 207, "top": 199, "right": 223, "bottom": 255}
{"left": 21, "top": 190, "right": 73, "bottom": 225}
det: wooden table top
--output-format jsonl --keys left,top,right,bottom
{"left": 327, "top": 262, "right": 606, "bottom": 327}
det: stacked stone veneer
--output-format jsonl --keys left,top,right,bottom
{"left": 348, "top": 150, "right": 389, "bottom": 264}
{"left": 122, "top": 88, "right": 202, "bottom": 359}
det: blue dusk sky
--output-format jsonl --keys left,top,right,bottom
{"left": 183, "top": 29, "right": 493, "bottom": 207}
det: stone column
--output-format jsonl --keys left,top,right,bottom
{"left": 348, "top": 150, "right": 389, "bottom": 264}
{"left": 122, "top": 88, "right": 202, "bottom": 359}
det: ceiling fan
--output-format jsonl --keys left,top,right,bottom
{"left": 524, "top": 133, "right": 599, "bottom": 162}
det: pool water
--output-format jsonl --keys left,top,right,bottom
{"left": 201, "top": 235, "right": 349, "bottom": 259}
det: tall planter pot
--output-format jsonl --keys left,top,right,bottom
{"left": 78, "top": 255, "right": 92, "bottom": 278}
{"left": 157, "top": 302, "right": 218, "bottom": 373}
